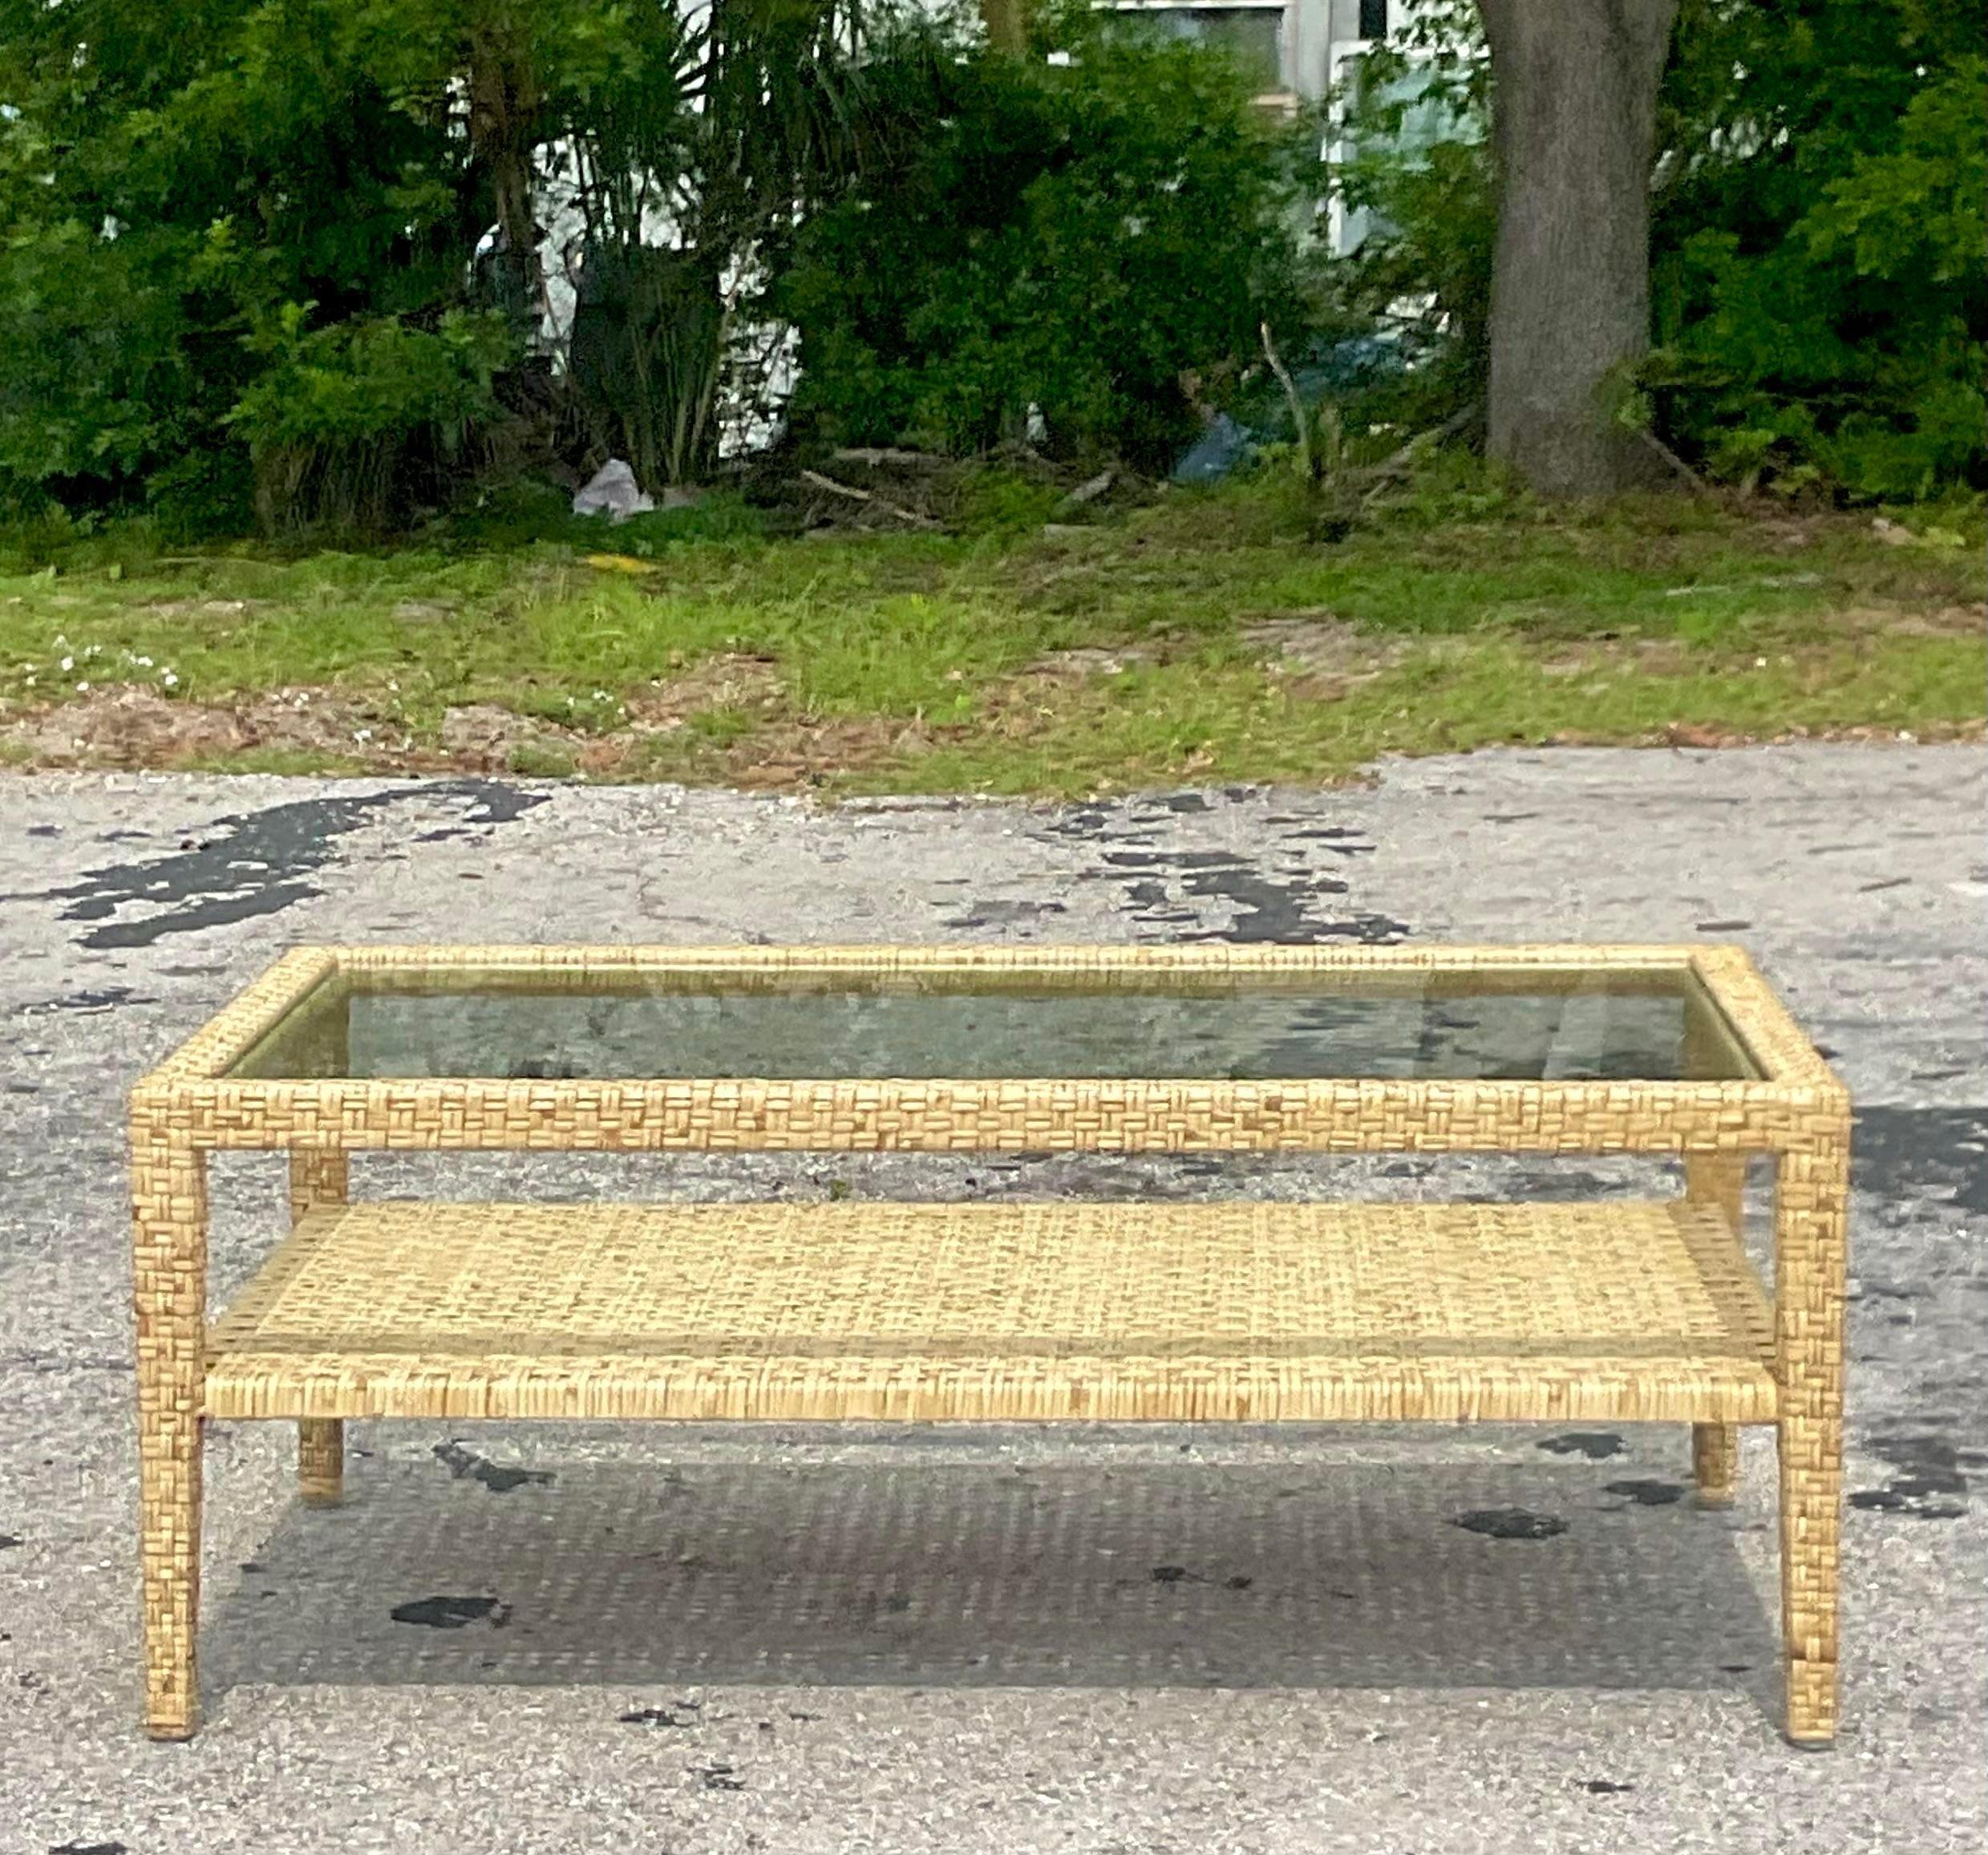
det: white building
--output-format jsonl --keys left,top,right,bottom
{"left": 1095, "top": 0, "right": 1447, "bottom": 253}
{"left": 1101, "top": 0, "right": 1399, "bottom": 111}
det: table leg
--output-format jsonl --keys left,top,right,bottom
{"left": 133, "top": 1120, "right": 207, "bottom": 1740}
{"left": 1686, "top": 1153, "right": 1747, "bottom": 1508}
{"left": 1690, "top": 1420, "right": 1739, "bottom": 1509}
{"left": 289, "top": 1154, "right": 348, "bottom": 1507}
{"left": 1775, "top": 1120, "right": 1850, "bottom": 1748}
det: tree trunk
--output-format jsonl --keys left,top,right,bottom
{"left": 466, "top": 6, "right": 544, "bottom": 333}
{"left": 1478, "top": 0, "right": 1678, "bottom": 496}
{"left": 982, "top": 0, "right": 1028, "bottom": 56}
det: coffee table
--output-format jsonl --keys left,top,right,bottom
{"left": 131, "top": 943, "right": 1848, "bottom": 1744}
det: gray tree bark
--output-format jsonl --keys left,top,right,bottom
{"left": 1478, "top": 0, "right": 1679, "bottom": 496}
{"left": 981, "top": 0, "right": 1027, "bottom": 55}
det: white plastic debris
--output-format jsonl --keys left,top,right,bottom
{"left": 572, "top": 458, "right": 656, "bottom": 523}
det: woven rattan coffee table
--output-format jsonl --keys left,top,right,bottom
{"left": 132, "top": 943, "right": 1849, "bottom": 1744}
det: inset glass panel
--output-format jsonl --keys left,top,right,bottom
{"left": 228, "top": 962, "right": 1762, "bottom": 1083}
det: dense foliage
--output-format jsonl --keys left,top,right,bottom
{"left": 1326, "top": 0, "right": 1986, "bottom": 500}
{"left": 1650, "top": 0, "right": 1985, "bottom": 500}
{"left": 0, "top": 0, "right": 901, "bottom": 532}
{"left": 0, "top": 0, "right": 1302, "bottom": 527}
{"left": 0, "top": 1, "right": 504, "bottom": 529}
{"left": 0, "top": 0, "right": 1978, "bottom": 537}
{"left": 778, "top": 18, "right": 1310, "bottom": 468}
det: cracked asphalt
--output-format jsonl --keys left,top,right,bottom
{"left": 1, "top": 743, "right": 1984, "bottom": 1855}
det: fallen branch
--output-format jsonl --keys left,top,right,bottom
{"left": 1260, "top": 322, "right": 1313, "bottom": 483}
{"left": 832, "top": 447, "right": 949, "bottom": 469}
{"left": 1358, "top": 399, "right": 1486, "bottom": 507}
{"left": 990, "top": 438, "right": 1052, "bottom": 472}
{"left": 799, "top": 468, "right": 941, "bottom": 529}
{"left": 1053, "top": 468, "right": 1115, "bottom": 516}
{"left": 1375, "top": 399, "right": 1484, "bottom": 478}
{"left": 1636, "top": 427, "right": 1714, "bottom": 496}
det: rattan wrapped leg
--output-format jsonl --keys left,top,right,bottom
{"left": 1690, "top": 1421, "right": 1739, "bottom": 1508}
{"left": 1686, "top": 1154, "right": 1747, "bottom": 1508}
{"left": 133, "top": 1120, "right": 207, "bottom": 1740}
{"left": 287, "top": 1151, "right": 348, "bottom": 1224}
{"left": 298, "top": 1420, "right": 343, "bottom": 1507}
{"left": 1775, "top": 1124, "right": 1850, "bottom": 1747}
{"left": 289, "top": 1154, "right": 348, "bottom": 1505}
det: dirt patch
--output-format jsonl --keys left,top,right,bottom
{"left": 1532, "top": 641, "right": 1695, "bottom": 681}
{"left": 138, "top": 597, "right": 270, "bottom": 621}
{"left": 2, "top": 684, "right": 399, "bottom": 767}
{"left": 1628, "top": 638, "right": 1695, "bottom": 675}
{"left": 688, "top": 711, "right": 944, "bottom": 790}
{"left": 1532, "top": 716, "right": 1988, "bottom": 751}
{"left": 1242, "top": 614, "right": 1404, "bottom": 677}
{"left": 437, "top": 704, "right": 583, "bottom": 772}
{"left": 1823, "top": 603, "right": 1986, "bottom": 638}
{"left": 1241, "top": 614, "right": 1403, "bottom": 704}
{"left": 8, "top": 689, "right": 256, "bottom": 764}
{"left": 241, "top": 687, "right": 409, "bottom": 756}
{"left": 623, "top": 653, "right": 786, "bottom": 730}
{"left": 1280, "top": 672, "right": 1388, "bottom": 703}
{"left": 579, "top": 657, "right": 929, "bottom": 788}
{"left": 0, "top": 670, "right": 801, "bottom": 780}
{"left": 4, "top": 626, "right": 1976, "bottom": 784}
{"left": 1023, "top": 646, "right": 1155, "bottom": 678}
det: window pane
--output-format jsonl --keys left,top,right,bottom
{"left": 1120, "top": 10, "right": 1286, "bottom": 93}
{"left": 1360, "top": 0, "right": 1389, "bottom": 40}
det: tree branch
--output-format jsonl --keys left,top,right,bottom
{"left": 1260, "top": 322, "right": 1313, "bottom": 483}
{"left": 1635, "top": 426, "right": 1713, "bottom": 496}
{"left": 800, "top": 468, "right": 941, "bottom": 529}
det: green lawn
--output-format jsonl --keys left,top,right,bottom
{"left": 2, "top": 472, "right": 1980, "bottom": 796}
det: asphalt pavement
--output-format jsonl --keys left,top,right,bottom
{"left": 1, "top": 743, "right": 1982, "bottom": 1855}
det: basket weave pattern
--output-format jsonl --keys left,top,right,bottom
{"left": 202, "top": 1197, "right": 1779, "bottom": 1424}
{"left": 131, "top": 943, "right": 1848, "bottom": 1745}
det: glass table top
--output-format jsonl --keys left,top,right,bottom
{"left": 227, "top": 962, "right": 1761, "bottom": 1083}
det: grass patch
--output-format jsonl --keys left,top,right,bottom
{"left": 1, "top": 468, "right": 1979, "bottom": 794}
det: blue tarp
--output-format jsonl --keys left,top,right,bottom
{"left": 1169, "top": 334, "right": 1411, "bottom": 484}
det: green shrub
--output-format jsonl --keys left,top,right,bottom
{"left": 0, "top": 220, "right": 204, "bottom": 501}
{"left": 1650, "top": 27, "right": 1986, "bottom": 501}
{"left": 776, "top": 19, "right": 1310, "bottom": 470}
{"left": 226, "top": 305, "right": 516, "bottom": 534}
{"left": 567, "top": 246, "right": 727, "bottom": 494}
{"left": 954, "top": 467, "right": 1064, "bottom": 536}
{"left": 1315, "top": 0, "right": 1986, "bottom": 502}
{"left": 0, "top": 0, "right": 485, "bottom": 528}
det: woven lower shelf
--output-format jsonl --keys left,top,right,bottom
{"left": 204, "top": 1198, "right": 1777, "bottom": 1425}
